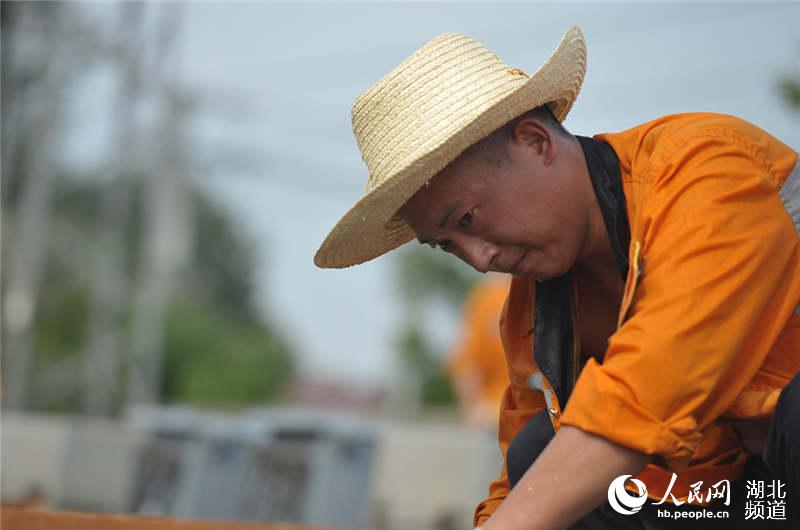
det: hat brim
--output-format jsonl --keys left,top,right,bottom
{"left": 314, "top": 27, "right": 586, "bottom": 269}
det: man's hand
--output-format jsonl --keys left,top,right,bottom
{"left": 481, "top": 425, "right": 651, "bottom": 530}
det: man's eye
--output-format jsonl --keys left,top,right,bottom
{"left": 458, "top": 209, "right": 474, "bottom": 228}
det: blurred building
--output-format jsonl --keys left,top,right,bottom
{"left": 1, "top": 408, "right": 496, "bottom": 530}
{"left": 289, "top": 376, "right": 386, "bottom": 415}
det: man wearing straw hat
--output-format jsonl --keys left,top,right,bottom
{"left": 315, "top": 28, "right": 800, "bottom": 529}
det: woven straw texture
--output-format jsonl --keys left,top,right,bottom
{"left": 315, "top": 27, "right": 586, "bottom": 268}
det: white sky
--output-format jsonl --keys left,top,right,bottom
{"left": 67, "top": 2, "right": 800, "bottom": 387}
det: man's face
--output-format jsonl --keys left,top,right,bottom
{"left": 398, "top": 121, "right": 588, "bottom": 281}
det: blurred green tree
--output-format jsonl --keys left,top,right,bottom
{"left": 394, "top": 318, "right": 456, "bottom": 407}
{"left": 779, "top": 77, "right": 800, "bottom": 110}
{"left": 393, "top": 245, "right": 481, "bottom": 411}
{"left": 781, "top": 80, "right": 800, "bottom": 109}
{"left": 778, "top": 48, "right": 800, "bottom": 111}
{"left": 397, "top": 244, "right": 482, "bottom": 307}
{"left": 162, "top": 301, "right": 293, "bottom": 406}
{"left": 25, "top": 176, "right": 296, "bottom": 413}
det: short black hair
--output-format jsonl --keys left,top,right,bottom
{"left": 459, "top": 104, "right": 571, "bottom": 168}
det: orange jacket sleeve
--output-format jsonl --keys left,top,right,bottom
{"left": 560, "top": 130, "right": 800, "bottom": 472}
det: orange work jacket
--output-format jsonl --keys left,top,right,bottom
{"left": 474, "top": 112, "right": 800, "bottom": 526}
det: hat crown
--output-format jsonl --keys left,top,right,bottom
{"left": 351, "top": 33, "right": 527, "bottom": 192}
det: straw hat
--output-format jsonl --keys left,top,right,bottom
{"left": 314, "top": 27, "right": 587, "bottom": 269}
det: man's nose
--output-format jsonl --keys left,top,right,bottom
{"left": 454, "top": 234, "right": 498, "bottom": 274}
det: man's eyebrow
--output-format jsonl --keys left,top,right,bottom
{"left": 416, "top": 199, "right": 462, "bottom": 245}
{"left": 437, "top": 199, "right": 462, "bottom": 230}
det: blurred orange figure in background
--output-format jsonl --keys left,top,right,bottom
{"left": 447, "top": 275, "right": 511, "bottom": 429}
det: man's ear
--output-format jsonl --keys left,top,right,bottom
{"left": 512, "top": 118, "right": 556, "bottom": 167}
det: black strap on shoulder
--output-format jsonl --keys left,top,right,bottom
{"left": 576, "top": 135, "right": 631, "bottom": 280}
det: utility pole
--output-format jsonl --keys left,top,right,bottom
{"left": 82, "top": 2, "right": 145, "bottom": 416}
{"left": 126, "top": 4, "right": 194, "bottom": 407}
{"left": 2, "top": 4, "right": 66, "bottom": 409}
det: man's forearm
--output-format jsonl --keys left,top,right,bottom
{"left": 481, "top": 425, "right": 651, "bottom": 530}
